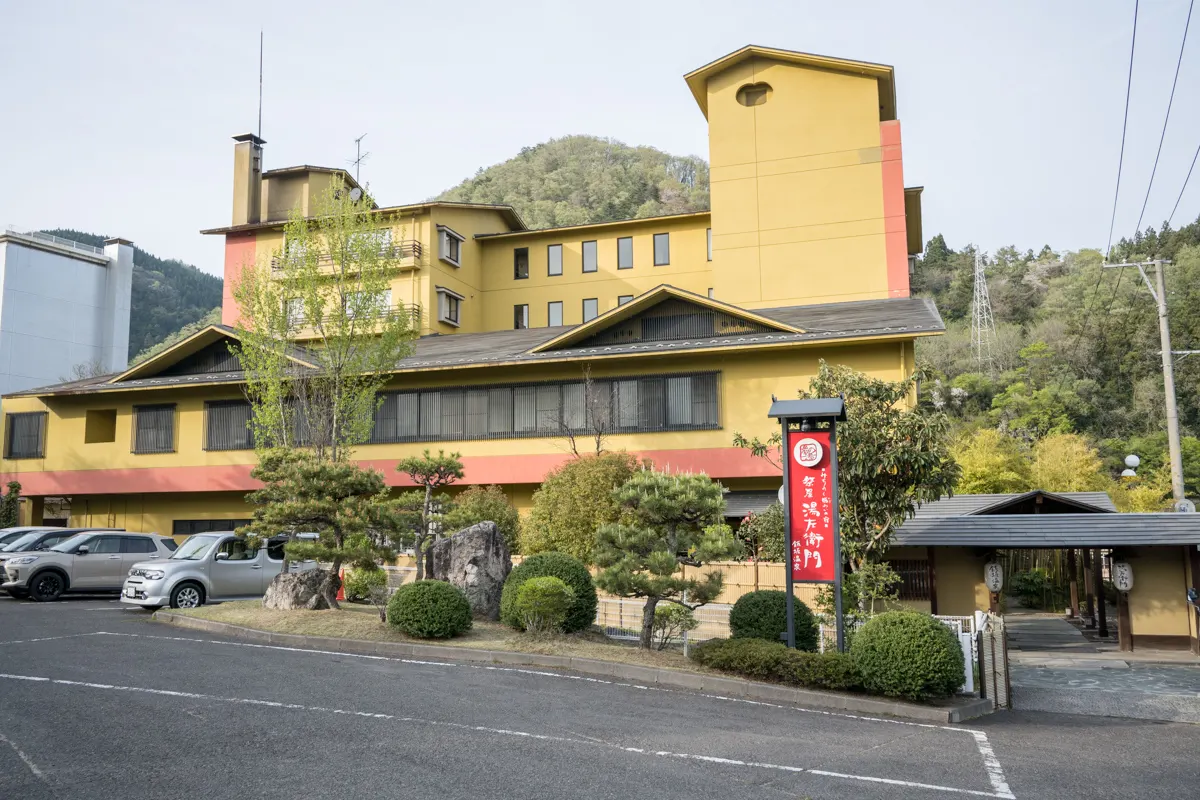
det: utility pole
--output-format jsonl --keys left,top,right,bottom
{"left": 1104, "top": 260, "right": 1187, "bottom": 504}
{"left": 971, "top": 250, "right": 997, "bottom": 375}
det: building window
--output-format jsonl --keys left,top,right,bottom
{"left": 205, "top": 400, "right": 254, "bottom": 451}
{"left": 369, "top": 371, "right": 720, "bottom": 444}
{"left": 653, "top": 233, "right": 670, "bottom": 266}
{"left": 582, "top": 298, "right": 598, "bottom": 322}
{"left": 547, "top": 301, "right": 563, "bottom": 327}
{"left": 888, "top": 559, "right": 932, "bottom": 601}
{"left": 582, "top": 240, "right": 598, "bottom": 273}
{"left": 437, "top": 287, "right": 463, "bottom": 326}
{"left": 617, "top": 237, "right": 633, "bottom": 269}
{"left": 708, "top": 288, "right": 714, "bottom": 299}
{"left": 438, "top": 226, "right": 464, "bottom": 267}
{"left": 618, "top": 295, "right": 633, "bottom": 306}
{"left": 285, "top": 297, "right": 304, "bottom": 327}
{"left": 514, "top": 247, "right": 529, "bottom": 280}
{"left": 547, "top": 244, "right": 563, "bottom": 276}
{"left": 3, "top": 412, "right": 47, "bottom": 459}
{"left": 707, "top": 228, "right": 712, "bottom": 261}
{"left": 84, "top": 409, "right": 117, "bottom": 444}
{"left": 344, "top": 289, "right": 391, "bottom": 320}
{"left": 172, "top": 519, "right": 252, "bottom": 537}
{"left": 514, "top": 304, "right": 529, "bottom": 329}
{"left": 132, "top": 404, "right": 176, "bottom": 454}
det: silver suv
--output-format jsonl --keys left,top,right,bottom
{"left": 0, "top": 528, "right": 124, "bottom": 599}
{"left": 121, "top": 532, "right": 315, "bottom": 610}
{"left": 2, "top": 532, "right": 176, "bottom": 602}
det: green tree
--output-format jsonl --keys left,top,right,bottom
{"left": 593, "top": 469, "right": 740, "bottom": 649}
{"left": 230, "top": 185, "right": 417, "bottom": 460}
{"left": 734, "top": 361, "right": 959, "bottom": 571}
{"left": 1030, "top": 433, "right": 1109, "bottom": 492}
{"left": 396, "top": 450, "right": 464, "bottom": 580}
{"left": 736, "top": 502, "right": 785, "bottom": 561}
{"left": 443, "top": 485, "right": 521, "bottom": 553}
{"left": 0, "top": 481, "right": 21, "bottom": 528}
{"left": 951, "top": 429, "right": 1032, "bottom": 494}
{"left": 241, "top": 449, "right": 397, "bottom": 607}
{"left": 521, "top": 452, "right": 640, "bottom": 563}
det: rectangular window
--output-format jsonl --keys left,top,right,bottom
{"left": 437, "top": 288, "right": 462, "bottom": 326}
{"left": 285, "top": 297, "right": 304, "bottom": 327}
{"left": 707, "top": 228, "right": 712, "bottom": 261}
{"left": 4, "top": 412, "right": 47, "bottom": 459}
{"left": 547, "top": 244, "right": 563, "bottom": 276}
{"left": 514, "top": 304, "right": 529, "bottom": 330}
{"left": 345, "top": 289, "right": 390, "bottom": 320}
{"left": 132, "top": 404, "right": 176, "bottom": 454}
{"left": 205, "top": 400, "right": 254, "bottom": 451}
{"left": 653, "top": 233, "right": 670, "bottom": 266}
{"left": 617, "top": 237, "right": 633, "bottom": 270}
{"left": 547, "top": 301, "right": 563, "bottom": 327}
{"left": 368, "top": 372, "right": 719, "bottom": 444}
{"left": 889, "top": 559, "right": 932, "bottom": 601}
{"left": 708, "top": 288, "right": 714, "bottom": 299}
{"left": 582, "top": 240, "right": 598, "bottom": 273}
{"left": 582, "top": 298, "right": 598, "bottom": 322}
{"left": 172, "top": 519, "right": 252, "bottom": 537}
{"left": 438, "top": 226, "right": 463, "bottom": 266}
{"left": 617, "top": 295, "right": 633, "bottom": 306}
{"left": 514, "top": 247, "right": 529, "bottom": 280}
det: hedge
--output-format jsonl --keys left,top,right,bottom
{"left": 387, "top": 580, "right": 472, "bottom": 639}
{"left": 500, "top": 552, "right": 597, "bottom": 633}
{"left": 516, "top": 576, "right": 575, "bottom": 634}
{"left": 851, "top": 611, "right": 964, "bottom": 700}
{"left": 729, "top": 590, "right": 818, "bottom": 652}
{"left": 343, "top": 567, "right": 387, "bottom": 602}
{"left": 689, "top": 638, "right": 862, "bottom": 692}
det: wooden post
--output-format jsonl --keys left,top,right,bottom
{"left": 927, "top": 546, "right": 938, "bottom": 616}
{"left": 1083, "top": 548, "right": 1096, "bottom": 629}
{"left": 1067, "top": 548, "right": 1079, "bottom": 619}
{"left": 1096, "top": 550, "right": 1109, "bottom": 638}
{"left": 1117, "top": 590, "right": 1133, "bottom": 652}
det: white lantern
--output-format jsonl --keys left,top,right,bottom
{"left": 1113, "top": 561, "right": 1134, "bottom": 592}
{"left": 984, "top": 561, "right": 1004, "bottom": 593}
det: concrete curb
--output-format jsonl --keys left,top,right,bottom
{"left": 153, "top": 611, "right": 993, "bottom": 724}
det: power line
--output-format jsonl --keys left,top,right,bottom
{"left": 1135, "top": 0, "right": 1193, "bottom": 233}
{"left": 1168, "top": 141, "right": 1200, "bottom": 226}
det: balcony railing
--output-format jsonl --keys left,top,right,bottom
{"left": 271, "top": 240, "right": 423, "bottom": 272}
{"left": 288, "top": 303, "right": 422, "bottom": 334}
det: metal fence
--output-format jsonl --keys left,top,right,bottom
{"left": 4, "top": 228, "right": 105, "bottom": 255}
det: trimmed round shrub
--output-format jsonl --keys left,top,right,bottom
{"left": 851, "top": 611, "right": 964, "bottom": 700}
{"left": 387, "top": 580, "right": 472, "bottom": 639}
{"left": 516, "top": 576, "right": 575, "bottom": 634}
{"left": 729, "top": 590, "right": 818, "bottom": 652}
{"left": 500, "top": 552, "right": 598, "bottom": 633}
{"left": 343, "top": 566, "right": 387, "bottom": 602}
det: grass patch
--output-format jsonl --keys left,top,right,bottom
{"left": 171, "top": 600, "right": 702, "bottom": 672}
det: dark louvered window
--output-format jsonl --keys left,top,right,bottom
{"left": 889, "top": 559, "right": 931, "bottom": 601}
{"left": 205, "top": 400, "right": 254, "bottom": 451}
{"left": 133, "top": 404, "right": 176, "bottom": 454}
{"left": 4, "top": 412, "right": 47, "bottom": 459}
{"left": 369, "top": 372, "right": 719, "bottom": 444}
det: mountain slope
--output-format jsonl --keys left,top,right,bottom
{"left": 436, "top": 135, "right": 709, "bottom": 229}
{"left": 39, "top": 229, "right": 222, "bottom": 359}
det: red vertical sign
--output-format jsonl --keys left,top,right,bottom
{"left": 786, "top": 429, "right": 836, "bottom": 583}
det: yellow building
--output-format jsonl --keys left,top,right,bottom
{"left": 1, "top": 45, "right": 936, "bottom": 539}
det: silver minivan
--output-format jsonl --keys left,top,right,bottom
{"left": 121, "top": 532, "right": 315, "bottom": 610}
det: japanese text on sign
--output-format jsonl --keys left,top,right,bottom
{"left": 785, "top": 430, "right": 836, "bottom": 582}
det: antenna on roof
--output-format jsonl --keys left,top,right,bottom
{"left": 257, "top": 30, "right": 264, "bottom": 140}
{"left": 349, "top": 133, "right": 370, "bottom": 184}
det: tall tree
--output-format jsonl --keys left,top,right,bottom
{"left": 521, "top": 452, "right": 640, "bottom": 563}
{"left": 952, "top": 429, "right": 1032, "bottom": 494}
{"left": 396, "top": 450, "right": 464, "bottom": 580}
{"left": 594, "top": 469, "right": 739, "bottom": 649}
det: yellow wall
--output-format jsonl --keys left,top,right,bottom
{"left": 706, "top": 56, "right": 893, "bottom": 308}
{"left": 1127, "top": 546, "right": 1191, "bottom": 638}
{"left": 67, "top": 491, "right": 254, "bottom": 539}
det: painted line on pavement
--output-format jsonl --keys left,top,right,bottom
{"left": 89, "top": 630, "right": 1015, "bottom": 798}
{"left": 0, "top": 729, "right": 56, "bottom": 796}
{"left": 0, "top": 670, "right": 1012, "bottom": 798}
{"left": 0, "top": 632, "right": 107, "bottom": 646}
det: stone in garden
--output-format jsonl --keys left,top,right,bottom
{"left": 427, "top": 521, "right": 512, "bottom": 620}
{"left": 262, "top": 569, "right": 332, "bottom": 610}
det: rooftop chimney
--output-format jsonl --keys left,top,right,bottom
{"left": 231, "top": 133, "right": 266, "bottom": 226}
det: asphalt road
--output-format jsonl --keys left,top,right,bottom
{"left": 1, "top": 596, "right": 1197, "bottom": 800}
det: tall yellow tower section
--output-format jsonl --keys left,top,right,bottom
{"left": 686, "top": 46, "right": 917, "bottom": 308}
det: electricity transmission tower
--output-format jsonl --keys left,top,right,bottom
{"left": 970, "top": 250, "right": 997, "bottom": 374}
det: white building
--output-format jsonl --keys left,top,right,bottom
{"left": 0, "top": 229, "right": 133, "bottom": 397}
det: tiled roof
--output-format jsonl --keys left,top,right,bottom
{"left": 913, "top": 491, "right": 1117, "bottom": 517}
{"left": 893, "top": 513, "right": 1200, "bottom": 547}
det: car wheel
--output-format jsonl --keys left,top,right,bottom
{"left": 7, "top": 588, "right": 29, "bottom": 600}
{"left": 30, "top": 571, "right": 65, "bottom": 602}
{"left": 170, "top": 583, "right": 204, "bottom": 609}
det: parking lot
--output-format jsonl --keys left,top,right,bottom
{"left": 2, "top": 595, "right": 1198, "bottom": 800}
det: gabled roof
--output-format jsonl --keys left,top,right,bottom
{"left": 893, "top": 513, "right": 1200, "bottom": 548}
{"left": 110, "top": 325, "right": 317, "bottom": 384}
{"left": 528, "top": 285, "right": 803, "bottom": 354}
{"left": 683, "top": 45, "right": 896, "bottom": 121}
{"left": 913, "top": 491, "right": 1116, "bottom": 518}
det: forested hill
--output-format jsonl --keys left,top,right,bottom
{"left": 436, "top": 135, "right": 710, "bottom": 229}
{"left": 40, "top": 230, "right": 222, "bottom": 360}
{"left": 913, "top": 217, "right": 1200, "bottom": 492}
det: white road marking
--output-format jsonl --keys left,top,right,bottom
{"left": 0, "top": 670, "right": 1011, "bottom": 798}
{"left": 88, "top": 630, "right": 1016, "bottom": 797}
{"left": 0, "top": 632, "right": 106, "bottom": 646}
{"left": 0, "top": 729, "right": 52, "bottom": 791}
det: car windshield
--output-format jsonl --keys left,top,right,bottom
{"left": 170, "top": 534, "right": 222, "bottom": 561}
{"left": 50, "top": 533, "right": 94, "bottom": 553}
{"left": 1, "top": 532, "right": 46, "bottom": 552}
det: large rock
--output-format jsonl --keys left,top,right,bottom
{"left": 428, "top": 521, "right": 512, "bottom": 620}
{"left": 263, "top": 569, "right": 333, "bottom": 610}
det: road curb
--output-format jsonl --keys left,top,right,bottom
{"left": 153, "top": 611, "right": 993, "bottom": 724}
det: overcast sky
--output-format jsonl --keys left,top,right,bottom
{"left": 2, "top": 1, "right": 1198, "bottom": 276}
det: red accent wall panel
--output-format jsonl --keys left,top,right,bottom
{"left": 880, "top": 120, "right": 910, "bottom": 299}
{"left": 222, "top": 233, "right": 257, "bottom": 325}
